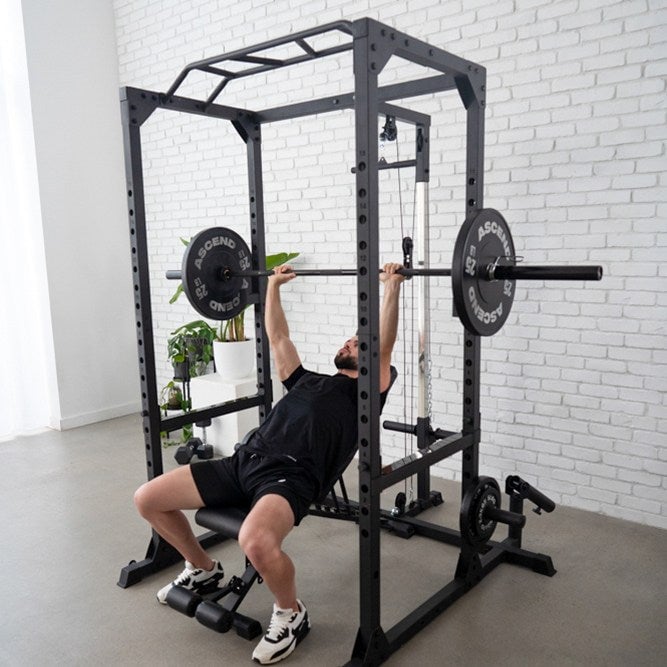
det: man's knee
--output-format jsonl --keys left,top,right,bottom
{"left": 134, "top": 480, "right": 164, "bottom": 518}
{"left": 239, "top": 530, "right": 281, "bottom": 572}
{"left": 237, "top": 495, "right": 295, "bottom": 571}
{"left": 133, "top": 482, "right": 152, "bottom": 517}
{"left": 133, "top": 466, "right": 204, "bottom": 519}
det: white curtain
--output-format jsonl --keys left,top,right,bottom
{"left": 0, "top": 0, "right": 56, "bottom": 440}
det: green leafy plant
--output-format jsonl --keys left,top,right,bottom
{"left": 159, "top": 380, "right": 188, "bottom": 411}
{"left": 160, "top": 423, "right": 194, "bottom": 448}
{"left": 167, "top": 319, "right": 217, "bottom": 378}
{"left": 168, "top": 237, "right": 191, "bottom": 306}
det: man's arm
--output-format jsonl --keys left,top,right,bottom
{"left": 379, "top": 263, "right": 405, "bottom": 392}
{"left": 265, "top": 266, "right": 302, "bottom": 381}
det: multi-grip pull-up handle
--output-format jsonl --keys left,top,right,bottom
{"left": 168, "top": 210, "right": 603, "bottom": 336}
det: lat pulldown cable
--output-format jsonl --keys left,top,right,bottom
{"left": 382, "top": 114, "right": 422, "bottom": 507}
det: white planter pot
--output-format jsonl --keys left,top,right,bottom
{"left": 213, "top": 339, "right": 255, "bottom": 380}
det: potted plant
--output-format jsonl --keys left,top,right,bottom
{"left": 158, "top": 381, "right": 194, "bottom": 444}
{"left": 159, "top": 380, "right": 187, "bottom": 411}
{"left": 167, "top": 319, "right": 217, "bottom": 379}
{"left": 158, "top": 388, "right": 194, "bottom": 449}
{"left": 212, "top": 251, "right": 299, "bottom": 379}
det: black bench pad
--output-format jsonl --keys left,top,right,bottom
{"left": 195, "top": 506, "right": 248, "bottom": 539}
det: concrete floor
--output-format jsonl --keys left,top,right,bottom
{"left": 1, "top": 413, "right": 665, "bottom": 666}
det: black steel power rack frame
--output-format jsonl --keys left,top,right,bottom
{"left": 118, "top": 18, "right": 554, "bottom": 666}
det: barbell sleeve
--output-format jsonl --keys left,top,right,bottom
{"left": 166, "top": 270, "right": 182, "bottom": 280}
{"left": 490, "top": 265, "right": 603, "bottom": 281}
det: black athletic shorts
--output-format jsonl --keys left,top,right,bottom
{"left": 190, "top": 447, "right": 318, "bottom": 526}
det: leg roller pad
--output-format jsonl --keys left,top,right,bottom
{"left": 195, "top": 601, "right": 263, "bottom": 639}
{"left": 233, "top": 613, "right": 263, "bottom": 640}
{"left": 165, "top": 586, "right": 203, "bottom": 617}
{"left": 196, "top": 600, "right": 233, "bottom": 633}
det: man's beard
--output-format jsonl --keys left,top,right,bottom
{"left": 334, "top": 352, "right": 358, "bottom": 371}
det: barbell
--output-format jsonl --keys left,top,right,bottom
{"left": 166, "top": 208, "right": 603, "bottom": 337}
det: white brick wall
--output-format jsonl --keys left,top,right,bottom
{"left": 113, "top": 0, "right": 667, "bottom": 529}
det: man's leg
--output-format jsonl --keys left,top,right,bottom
{"left": 237, "top": 494, "right": 297, "bottom": 610}
{"left": 134, "top": 466, "right": 214, "bottom": 570}
{"left": 240, "top": 494, "right": 310, "bottom": 664}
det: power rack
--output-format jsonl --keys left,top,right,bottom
{"left": 118, "top": 18, "right": 556, "bottom": 666}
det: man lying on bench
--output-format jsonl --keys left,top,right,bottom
{"left": 134, "top": 263, "right": 403, "bottom": 665}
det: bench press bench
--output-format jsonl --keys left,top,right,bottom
{"left": 166, "top": 494, "right": 354, "bottom": 641}
{"left": 165, "top": 505, "right": 263, "bottom": 640}
{"left": 165, "top": 429, "right": 356, "bottom": 640}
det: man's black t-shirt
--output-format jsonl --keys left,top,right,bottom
{"left": 245, "top": 365, "right": 396, "bottom": 500}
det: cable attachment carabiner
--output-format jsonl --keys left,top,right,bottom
{"left": 402, "top": 236, "right": 413, "bottom": 280}
{"left": 380, "top": 115, "right": 397, "bottom": 142}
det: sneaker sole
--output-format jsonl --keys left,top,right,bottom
{"left": 252, "top": 618, "right": 310, "bottom": 665}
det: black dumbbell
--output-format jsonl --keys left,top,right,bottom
{"left": 175, "top": 419, "right": 214, "bottom": 464}
{"left": 174, "top": 437, "right": 213, "bottom": 464}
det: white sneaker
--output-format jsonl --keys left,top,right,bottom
{"left": 156, "top": 560, "right": 224, "bottom": 604}
{"left": 252, "top": 600, "right": 310, "bottom": 664}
